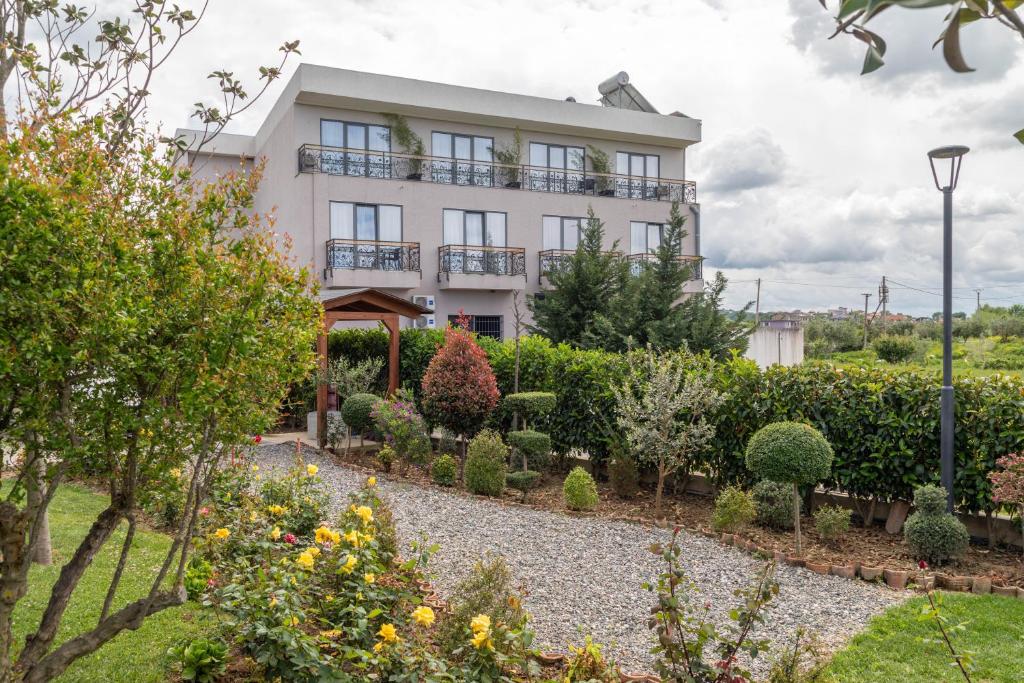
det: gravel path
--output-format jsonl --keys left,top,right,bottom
{"left": 254, "top": 443, "right": 902, "bottom": 675}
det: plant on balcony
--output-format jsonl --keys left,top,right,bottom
{"left": 586, "top": 145, "right": 614, "bottom": 195}
{"left": 494, "top": 127, "right": 523, "bottom": 188}
{"left": 382, "top": 113, "right": 426, "bottom": 180}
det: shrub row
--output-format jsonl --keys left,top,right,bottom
{"left": 324, "top": 328, "right": 1024, "bottom": 513}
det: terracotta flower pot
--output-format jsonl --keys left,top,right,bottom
{"left": 936, "top": 573, "right": 971, "bottom": 592}
{"left": 830, "top": 564, "right": 856, "bottom": 579}
{"left": 916, "top": 575, "right": 936, "bottom": 591}
{"left": 806, "top": 561, "right": 831, "bottom": 575}
{"left": 532, "top": 652, "right": 565, "bottom": 665}
{"left": 859, "top": 565, "right": 883, "bottom": 581}
{"left": 720, "top": 533, "right": 734, "bottom": 545}
{"left": 992, "top": 584, "right": 1017, "bottom": 598}
{"left": 772, "top": 550, "right": 786, "bottom": 562}
{"left": 884, "top": 568, "right": 909, "bottom": 589}
{"left": 745, "top": 539, "right": 759, "bottom": 552}
{"left": 971, "top": 577, "right": 992, "bottom": 594}
{"left": 619, "top": 674, "right": 660, "bottom": 683}
{"left": 786, "top": 555, "right": 806, "bottom": 568}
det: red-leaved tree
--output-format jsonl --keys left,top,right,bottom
{"left": 421, "top": 314, "right": 500, "bottom": 462}
{"left": 990, "top": 453, "right": 1024, "bottom": 557}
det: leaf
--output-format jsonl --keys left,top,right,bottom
{"left": 941, "top": 8, "right": 975, "bottom": 73}
{"left": 1014, "top": 128, "right": 1024, "bottom": 145}
{"left": 853, "top": 27, "right": 887, "bottom": 74}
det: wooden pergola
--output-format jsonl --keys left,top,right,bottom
{"left": 317, "top": 289, "right": 432, "bottom": 447}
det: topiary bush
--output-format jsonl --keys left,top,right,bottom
{"left": 711, "top": 485, "right": 756, "bottom": 534}
{"left": 904, "top": 484, "right": 970, "bottom": 564}
{"left": 563, "top": 466, "right": 599, "bottom": 511}
{"left": 341, "top": 392, "right": 379, "bottom": 433}
{"left": 506, "top": 470, "right": 541, "bottom": 501}
{"left": 504, "top": 391, "right": 557, "bottom": 423}
{"left": 431, "top": 454, "right": 458, "bottom": 487}
{"left": 813, "top": 505, "right": 851, "bottom": 544}
{"left": 745, "top": 421, "right": 833, "bottom": 556}
{"left": 507, "top": 429, "right": 551, "bottom": 470}
{"left": 464, "top": 429, "right": 508, "bottom": 497}
{"left": 872, "top": 334, "right": 917, "bottom": 363}
{"left": 752, "top": 480, "right": 795, "bottom": 530}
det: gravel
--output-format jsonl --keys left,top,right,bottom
{"left": 254, "top": 442, "right": 903, "bottom": 675}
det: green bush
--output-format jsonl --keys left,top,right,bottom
{"left": 437, "top": 428, "right": 458, "bottom": 456}
{"left": 745, "top": 422, "right": 834, "bottom": 486}
{"left": 341, "top": 392, "right": 379, "bottom": 433}
{"left": 813, "top": 505, "right": 851, "bottom": 543}
{"left": 168, "top": 637, "right": 228, "bottom": 683}
{"left": 753, "top": 480, "right": 795, "bottom": 530}
{"left": 607, "top": 451, "right": 640, "bottom": 498}
{"left": 464, "top": 429, "right": 508, "bottom": 496}
{"left": 872, "top": 334, "right": 917, "bottom": 363}
{"left": 438, "top": 554, "right": 527, "bottom": 655}
{"left": 504, "top": 391, "right": 557, "bottom": 422}
{"left": 712, "top": 485, "right": 756, "bottom": 534}
{"left": 904, "top": 484, "right": 970, "bottom": 564}
{"left": 377, "top": 444, "right": 396, "bottom": 472}
{"left": 506, "top": 470, "right": 541, "bottom": 500}
{"left": 507, "top": 429, "right": 551, "bottom": 470}
{"left": 431, "top": 454, "right": 458, "bottom": 487}
{"left": 563, "top": 466, "right": 599, "bottom": 511}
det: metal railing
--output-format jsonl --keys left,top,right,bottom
{"left": 326, "top": 239, "right": 421, "bottom": 272}
{"left": 538, "top": 248, "right": 623, "bottom": 283}
{"left": 438, "top": 244, "right": 527, "bottom": 278}
{"left": 297, "top": 144, "right": 697, "bottom": 204}
{"left": 626, "top": 252, "right": 703, "bottom": 280}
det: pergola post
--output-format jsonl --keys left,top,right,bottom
{"left": 383, "top": 313, "right": 400, "bottom": 396}
{"left": 316, "top": 315, "right": 332, "bottom": 449}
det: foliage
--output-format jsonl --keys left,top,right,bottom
{"left": 183, "top": 557, "right": 215, "bottom": 601}
{"left": 646, "top": 528, "right": 779, "bottom": 682}
{"left": 753, "top": 480, "right": 796, "bottom": 531}
{"left": 989, "top": 453, "right": 1024, "bottom": 556}
{"left": 812, "top": 505, "right": 851, "bottom": 544}
{"left": 505, "top": 470, "right": 541, "bottom": 501}
{"left": 464, "top": 430, "right": 509, "bottom": 497}
{"left": 381, "top": 113, "right": 425, "bottom": 174}
{"left": 507, "top": 430, "right": 551, "bottom": 471}
{"left": 586, "top": 144, "right": 615, "bottom": 193}
{"left": 259, "top": 461, "right": 330, "bottom": 537}
{"left": 421, "top": 322, "right": 500, "bottom": 444}
{"left": 437, "top": 555, "right": 526, "bottom": 656}
{"left": 377, "top": 444, "right": 396, "bottom": 473}
{"left": 563, "top": 467, "right": 599, "bottom": 512}
{"left": 324, "top": 355, "right": 386, "bottom": 405}
{"left": 563, "top": 634, "right": 619, "bottom": 682}
{"left": 712, "top": 486, "right": 757, "bottom": 534}
{"left": 607, "top": 448, "right": 641, "bottom": 499}
{"left": 341, "top": 393, "right": 380, "bottom": 434}
{"left": 745, "top": 422, "right": 834, "bottom": 486}
{"left": 919, "top": 590, "right": 975, "bottom": 682}
{"left": 803, "top": 317, "right": 866, "bottom": 358}
{"left": 613, "top": 348, "right": 724, "bottom": 509}
{"left": 765, "top": 628, "right": 829, "bottom": 683}
{"left": 672, "top": 272, "right": 753, "bottom": 360}
{"left": 167, "top": 637, "right": 228, "bottom": 683}
{"left": 873, "top": 334, "right": 917, "bottom": 363}
{"left": 528, "top": 207, "right": 628, "bottom": 349}
{"left": 494, "top": 128, "right": 523, "bottom": 185}
{"left": 904, "top": 486, "right": 970, "bottom": 565}
{"left": 431, "top": 455, "right": 458, "bottom": 487}
{"left": 503, "top": 391, "right": 557, "bottom": 424}
{"left": 372, "top": 390, "right": 431, "bottom": 473}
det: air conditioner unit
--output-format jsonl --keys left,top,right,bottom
{"left": 412, "top": 294, "right": 436, "bottom": 330}
{"left": 413, "top": 315, "right": 436, "bottom": 329}
{"left": 412, "top": 294, "right": 435, "bottom": 310}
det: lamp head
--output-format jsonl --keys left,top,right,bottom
{"left": 928, "top": 145, "right": 969, "bottom": 191}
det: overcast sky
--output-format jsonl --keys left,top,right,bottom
{"left": 115, "top": 1, "right": 1024, "bottom": 314}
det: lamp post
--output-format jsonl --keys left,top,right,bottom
{"left": 928, "top": 145, "right": 968, "bottom": 513}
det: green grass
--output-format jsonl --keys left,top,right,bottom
{"left": 9, "top": 483, "right": 210, "bottom": 682}
{"left": 826, "top": 593, "right": 1024, "bottom": 682}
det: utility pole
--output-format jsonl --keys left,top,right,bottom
{"left": 754, "top": 278, "right": 761, "bottom": 325}
{"left": 861, "top": 292, "right": 872, "bottom": 349}
{"left": 879, "top": 276, "right": 889, "bottom": 330}
{"left": 975, "top": 288, "right": 982, "bottom": 314}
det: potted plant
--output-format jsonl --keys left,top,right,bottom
{"left": 382, "top": 113, "right": 425, "bottom": 180}
{"left": 494, "top": 128, "right": 522, "bottom": 188}
{"left": 587, "top": 144, "right": 615, "bottom": 196}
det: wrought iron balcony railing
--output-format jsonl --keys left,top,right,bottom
{"left": 438, "top": 244, "right": 527, "bottom": 278}
{"left": 537, "top": 248, "right": 623, "bottom": 283}
{"left": 326, "top": 239, "right": 421, "bottom": 272}
{"left": 626, "top": 252, "right": 703, "bottom": 280}
{"left": 297, "top": 144, "right": 697, "bottom": 204}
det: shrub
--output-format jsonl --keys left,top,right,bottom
{"left": 431, "top": 454, "right": 458, "bottom": 487}
{"left": 377, "top": 444, "right": 396, "bottom": 472}
{"left": 564, "top": 635, "right": 619, "bottom": 682}
{"left": 813, "top": 505, "right": 851, "bottom": 543}
{"left": 506, "top": 470, "right": 541, "bottom": 501}
{"left": 507, "top": 429, "right": 551, "bottom": 470}
{"left": 464, "top": 429, "right": 508, "bottom": 496}
{"left": 183, "top": 557, "right": 214, "bottom": 600}
{"left": 564, "top": 466, "right": 599, "bottom": 511}
{"left": 504, "top": 391, "right": 557, "bottom": 424}
{"left": 607, "top": 451, "right": 640, "bottom": 498}
{"left": 904, "top": 484, "right": 970, "bottom": 564}
{"left": 438, "top": 554, "right": 526, "bottom": 655}
{"left": 260, "top": 463, "right": 330, "bottom": 537}
{"left": 168, "top": 637, "right": 228, "bottom": 683}
{"left": 372, "top": 389, "right": 431, "bottom": 472}
{"left": 712, "top": 485, "right": 757, "bottom": 534}
{"left": 437, "top": 428, "right": 458, "bottom": 456}
{"left": 872, "top": 334, "right": 917, "bottom": 363}
{"left": 753, "top": 480, "right": 795, "bottom": 530}
{"left": 341, "top": 392, "right": 379, "bottom": 433}
{"left": 989, "top": 453, "right": 1024, "bottom": 557}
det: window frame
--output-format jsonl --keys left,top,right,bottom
{"left": 441, "top": 208, "right": 508, "bottom": 247}
{"left": 319, "top": 119, "right": 392, "bottom": 177}
{"left": 629, "top": 220, "right": 675, "bottom": 254}
{"left": 542, "top": 215, "right": 585, "bottom": 251}
{"left": 447, "top": 314, "right": 503, "bottom": 340}
{"left": 329, "top": 201, "right": 403, "bottom": 242}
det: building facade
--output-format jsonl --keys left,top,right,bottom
{"left": 178, "top": 65, "right": 703, "bottom": 339}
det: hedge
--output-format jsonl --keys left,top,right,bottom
{"left": 323, "top": 328, "right": 1024, "bottom": 514}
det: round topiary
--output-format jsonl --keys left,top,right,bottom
{"left": 431, "top": 454, "right": 458, "bottom": 487}
{"left": 904, "top": 512, "right": 970, "bottom": 564}
{"left": 503, "top": 392, "right": 557, "bottom": 423}
{"left": 464, "top": 429, "right": 508, "bottom": 497}
{"left": 507, "top": 429, "right": 551, "bottom": 470}
{"left": 563, "top": 466, "right": 599, "bottom": 512}
{"left": 752, "top": 480, "right": 795, "bottom": 530}
{"left": 913, "top": 484, "right": 948, "bottom": 516}
{"left": 745, "top": 421, "right": 834, "bottom": 486}
{"left": 506, "top": 470, "right": 541, "bottom": 501}
{"left": 341, "top": 393, "right": 379, "bottom": 432}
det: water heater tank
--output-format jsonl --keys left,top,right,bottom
{"left": 597, "top": 71, "right": 629, "bottom": 96}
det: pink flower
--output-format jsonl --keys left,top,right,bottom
{"left": 207, "top": 578, "right": 217, "bottom": 587}
{"left": 199, "top": 507, "right": 210, "bottom": 517}
{"left": 919, "top": 560, "right": 928, "bottom": 570}
{"left": 283, "top": 533, "right": 297, "bottom": 545}
{"left": 253, "top": 435, "right": 263, "bottom": 444}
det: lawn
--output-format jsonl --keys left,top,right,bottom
{"left": 8, "top": 483, "right": 209, "bottom": 682}
{"left": 825, "top": 592, "right": 1024, "bottom": 682}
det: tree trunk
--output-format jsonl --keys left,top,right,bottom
{"left": 26, "top": 450, "right": 52, "bottom": 566}
{"left": 655, "top": 468, "right": 666, "bottom": 513}
{"left": 793, "top": 483, "right": 802, "bottom": 557}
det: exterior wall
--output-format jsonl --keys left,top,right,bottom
{"left": 744, "top": 326, "right": 805, "bottom": 368}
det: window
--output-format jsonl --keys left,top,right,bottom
{"left": 630, "top": 221, "right": 674, "bottom": 254}
{"left": 616, "top": 152, "right": 660, "bottom": 199}
{"left": 320, "top": 120, "right": 390, "bottom": 177}
{"left": 442, "top": 209, "right": 506, "bottom": 246}
{"left": 448, "top": 314, "right": 503, "bottom": 340}
{"left": 431, "top": 132, "right": 494, "bottom": 186}
{"left": 542, "top": 216, "right": 583, "bottom": 251}
{"left": 329, "top": 202, "right": 403, "bottom": 270}
{"left": 528, "top": 142, "right": 584, "bottom": 193}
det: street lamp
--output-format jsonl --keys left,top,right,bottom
{"left": 927, "top": 144, "right": 969, "bottom": 513}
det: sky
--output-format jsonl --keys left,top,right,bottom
{"left": 64, "top": 1, "right": 1024, "bottom": 315}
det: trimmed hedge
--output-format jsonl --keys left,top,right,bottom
{"left": 322, "top": 329, "right": 1024, "bottom": 514}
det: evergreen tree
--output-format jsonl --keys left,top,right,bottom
{"left": 675, "top": 271, "right": 753, "bottom": 360}
{"left": 528, "top": 207, "right": 626, "bottom": 348}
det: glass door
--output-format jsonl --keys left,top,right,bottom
{"left": 464, "top": 211, "right": 485, "bottom": 273}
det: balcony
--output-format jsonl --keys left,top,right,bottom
{"left": 626, "top": 252, "right": 703, "bottom": 280}
{"left": 437, "top": 244, "right": 527, "bottom": 290}
{"left": 297, "top": 144, "right": 697, "bottom": 204}
{"left": 538, "top": 248, "right": 623, "bottom": 284}
{"left": 325, "top": 239, "right": 421, "bottom": 289}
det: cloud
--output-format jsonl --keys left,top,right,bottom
{"left": 694, "top": 129, "right": 788, "bottom": 193}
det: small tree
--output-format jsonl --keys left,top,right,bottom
{"left": 745, "top": 422, "right": 834, "bottom": 556}
{"left": 421, "top": 319, "right": 499, "bottom": 465}
{"left": 612, "top": 349, "right": 724, "bottom": 511}
{"left": 504, "top": 392, "right": 556, "bottom": 472}
{"left": 989, "top": 453, "right": 1024, "bottom": 557}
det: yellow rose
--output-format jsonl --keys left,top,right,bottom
{"left": 319, "top": 629, "right": 341, "bottom": 639}
{"left": 364, "top": 572, "right": 375, "bottom": 584}
{"left": 355, "top": 506, "right": 373, "bottom": 525}
{"left": 305, "top": 546, "right": 321, "bottom": 557}
{"left": 269, "top": 596, "right": 278, "bottom": 608}
{"left": 270, "top": 526, "right": 281, "bottom": 541}
{"left": 296, "top": 550, "right": 315, "bottom": 570}
{"left": 213, "top": 528, "right": 230, "bottom": 540}
{"left": 367, "top": 476, "right": 377, "bottom": 487}
{"left": 412, "top": 605, "right": 435, "bottom": 627}
{"left": 306, "top": 464, "right": 318, "bottom": 477}
{"left": 373, "top": 641, "right": 384, "bottom": 653}
{"left": 315, "top": 526, "right": 338, "bottom": 545}
{"left": 344, "top": 529, "right": 360, "bottom": 546}
{"left": 289, "top": 616, "right": 300, "bottom": 627}
{"left": 339, "top": 554, "right": 358, "bottom": 574}
{"left": 470, "top": 614, "right": 491, "bottom": 634}
{"left": 377, "top": 623, "right": 398, "bottom": 642}
{"left": 470, "top": 629, "right": 493, "bottom": 650}
{"left": 267, "top": 504, "right": 286, "bottom": 516}
{"left": 169, "top": 468, "right": 182, "bottom": 479}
